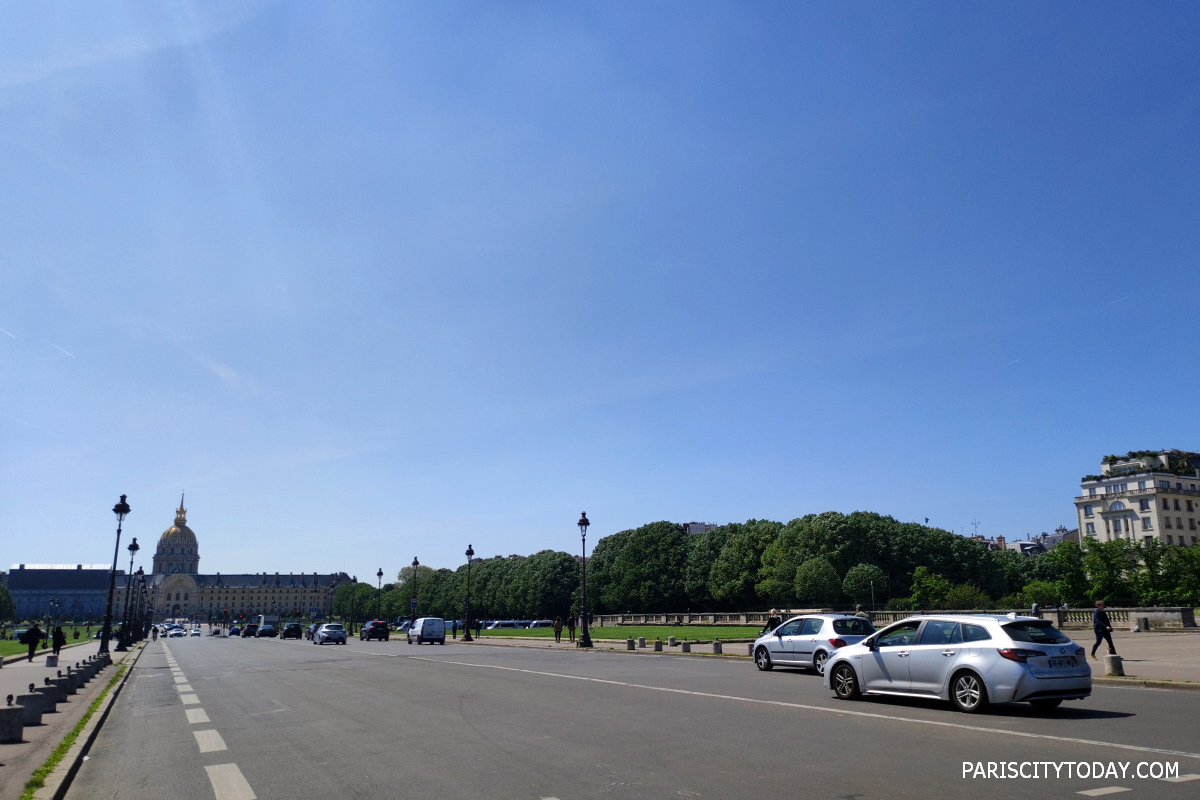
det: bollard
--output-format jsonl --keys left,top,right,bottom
{"left": 1104, "top": 654, "right": 1125, "bottom": 677}
{"left": 45, "top": 655, "right": 58, "bottom": 668}
{"left": 681, "top": 641, "right": 691, "bottom": 653}
{"left": 748, "top": 643, "right": 754, "bottom": 656}
{"left": 55, "top": 672, "right": 77, "bottom": 696}
{"left": 33, "top": 686, "right": 60, "bottom": 711}
{"left": 654, "top": 639, "right": 662, "bottom": 652}
{"left": 0, "top": 705, "right": 24, "bottom": 743}
{"left": 712, "top": 640, "right": 723, "bottom": 655}
{"left": 626, "top": 638, "right": 635, "bottom": 650}
{"left": 668, "top": 636, "right": 677, "bottom": 647}
{"left": 15, "top": 694, "right": 44, "bottom": 725}
{"left": 1137, "top": 616, "right": 1151, "bottom": 632}
{"left": 638, "top": 637, "right": 646, "bottom": 648}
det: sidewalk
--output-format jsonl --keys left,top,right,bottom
{"left": 1079, "top": 629, "right": 1200, "bottom": 683}
{"left": 0, "top": 642, "right": 136, "bottom": 800}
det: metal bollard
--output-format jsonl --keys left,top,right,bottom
{"left": 1104, "top": 654, "right": 1125, "bottom": 677}
{"left": 626, "top": 638, "right": 635, "bottom": 650}
{"left": 0, "top": 705, "right": 23, "bottom": 743}
{"left": 15, "top": 694, "right": 44, "bottom": 725}
{"left": 681, "top": 641, "right": 691, "bottom": 653}
{"left": 654, "top": 639, "right": 662, "bottom": 652}
{"left": 638, "top": 637, "right": 646, "bottom": 648}
{"left": 712, "top": 640, "right": 723, "bottom": 655}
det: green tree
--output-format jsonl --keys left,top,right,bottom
{"left": 943, "top": 584, "right": 990, "bottom": 610}
{"left": 0, "top": 582, "right": 14, "bottom": 623}
{"left": 708, "top": 519, "right": 783, "bottom": 609}
{"left": 594, "top": 522, "right": 689, "bottom": 614}
{"left": 1081, "top": 538, "right": 1135, "bottom": 603}
{"left": 794, "top": 557, "right": 841, "bottom": 605}
{"left": 908, "top": 566, "right": 951, "bottom": 610}
{"left": 684, "top": 527, "right": 729, "bottom": 609}
{"left": 841, "top": 563, "right": 885, "bottom": 604}
{"left": 1039, "top": 542, "right": 1088, "bottom": 605}
{"left": 1020, "top": 580, "right": 1059, "bottom": 607}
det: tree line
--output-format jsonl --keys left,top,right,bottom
{"left": 330, "top": 512, "right": 1200, "bottom": 621}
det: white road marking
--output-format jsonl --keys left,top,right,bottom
{"left": 1077, "top": 789, "right": 1130, "bottom": 797}
{"left": 186, "top": 708, "right": 210, "bottom": 724}
{"left": 400, "top": 655, "right": 1200, "bottom": 761}
{"left": 174, "top": 676, "right": 188, "bottom": 683}
{"left": 194, "top": 729, "right": 228, "bottom": 753}
{"left": 205, "top": 763, "right": 256, "bottom": 800}
{"left": 1161, "top": 774, "right": 1200, "bottom": 783}
{"left": 181, "top": 693, "right": 200, "bottom": 704}
{"left": 176, "top": 684, "right": 194, "bottom": 692}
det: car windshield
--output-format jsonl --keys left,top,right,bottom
{"left": 832, "top": 618, "right": 874, "bottom": 635}
{"left": 1002, "top": 621, "right": 1072, "bottom": 645}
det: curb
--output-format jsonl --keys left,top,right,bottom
{"left": 1092, "top": 676, "right": 1200, "bottom": 691}
{"left": 33, "top": 643, "right": 145, "bottom": 800}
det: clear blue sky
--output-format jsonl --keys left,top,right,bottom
{"left": 3, "top": 2, "right": 1198, "bottom": 580}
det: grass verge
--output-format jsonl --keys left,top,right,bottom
{"left": 20, "top": 663, "right": 128, "bottom": 800}
{"left": 1, "top": 628, "right": 97, "bottom": 658}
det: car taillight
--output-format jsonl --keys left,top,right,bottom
{"left": 828, "top": 638, "right": 847, "bottom": 649}
{"left": 998, "top": 648, "right": 1043, "bottom": 663}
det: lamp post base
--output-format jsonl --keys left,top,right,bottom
{"left": 114, "top": 642, "right": 127, "bottom": 651}
{"left": 578, "top": 634, "right": 593, "bottom": 648}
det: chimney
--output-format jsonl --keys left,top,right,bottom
{"left": 996, "top": 535, "right": 1006, "bottom": 550}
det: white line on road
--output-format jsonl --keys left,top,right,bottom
{"left": 176, "top": 683, "right": 194, "bottom": 692}
{"left": 186, "top": 708, "right": 211, "bottom": 724}
{"left": 402, "top": 655, "right": 1200, "bottom": 762}
{"left": 174, "top": 676, "right": 189, "bottom": 683}
{"left": 194, "top": 729, "right": 228, "bottom": 753}
{"left": 205, "top": 763, "right": 256, "bottom": 800}
{"left": 1162, "top": 774, "right": 1200, "bottom": 782}
{"left": 1077, "top": 788, "right": 1130, "bottom": 797}
{"left": 181, "top": 693, "right": 200, "bottom": 704}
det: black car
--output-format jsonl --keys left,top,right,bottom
{"left": 257, "top": 625, "right": 277, "bottom": 638}
{"left": 360, "top": 620, "right": 390, "bottom": 641}
{"left": 241, "top": 623, "right": 259, "bottom": 638}
{"left": 280, "top": 622, "right": 303, "bottom": 639}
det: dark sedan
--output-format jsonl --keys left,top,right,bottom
{"left": 280, "top": 623, "right": 303, "bottom": 639}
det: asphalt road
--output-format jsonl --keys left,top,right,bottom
{"left": 66, "top": 636, "right": 1200, "bottom": 800}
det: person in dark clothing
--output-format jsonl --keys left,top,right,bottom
{"left": 24, "top": 622, "right": 42, "bottom": 662}
{"left": 762, "top": 609, "right": 782, "bottom": 634}
{"left": 52, "top": 626, "right": 66, "bottom": 656}
{"left": 475, "top": 619, "right": 483, "bottom": 638}
{"left": 451, "top": 620, "right": 458, "bottom": 640}
{"left": 566, "top": 614, "right": 576, "bottom": 644}
{"left": 1091, "top": 600, "right": 1116, "bottom": 660}
{"left": 553, "top": 616, "right": 563, "bottom": 644}
{"left": 1031, "top": 601, "right": 1041, "bottom": 619}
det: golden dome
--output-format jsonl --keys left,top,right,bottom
{"left": 156, "top": 495, "right": 198, "bottom": 550}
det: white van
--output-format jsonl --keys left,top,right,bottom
{"left": 407, "top": 617, "right": 446, "bottom": 645}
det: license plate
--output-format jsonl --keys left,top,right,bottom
{"left": 1048, "top": 657, "right": 1075, "bottom": 668}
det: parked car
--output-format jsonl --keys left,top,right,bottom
{"left": 228, "top": 625, "right": 242, "bottom": 637}
{"left": 241, "top": 624, "right": 259, "bottom": 638}
{"left": 485, "top": 620, "right": 519, "bottom": 630}
{"left": 528, "top": 619, "right": 555, "bottom": 628}
{"left": 753, "top": 614, "right": 875, "bottom": 675}
{"left": 824, "top": 614, "right": 1091, "bottom": 713}
{"left": 281, "top": 622, "right": 303, "bottom": 639}
{"left": 360, "top": 620, "right": 390, "bottom": 641}
{"left": 313, "top": 623, "right": 347, "bottom": 645}
{"left": 407, "top": 617, "right": 446, "bottom": 644}
{"left": 257, "top": 625, "right": 277, "bottom": 638}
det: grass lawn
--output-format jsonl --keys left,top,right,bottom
{"left": 479, "top": 625, "right": 764, "bottom": 642}
{"left": 0, "top": 626, "right": 95, "bottom": 658}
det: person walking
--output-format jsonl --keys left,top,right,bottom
{"left": 452, "top": 620, "right": 458, "bottom": 640}
{"left": 1090, "top": 600, "right": 1116, "bottom": 660}
{"left": 1031, "top": 601, "right": 1041, "bottom": 619}
{"left": 24, "top": 621, "right": 42, "bottom": 662}
{"left": 52, "top": 625, "right": 66, "bottom": 656}
{"left": 566, "top": 614, "right": 576, "bottom": 644}
{"left": 475, "top": 618, "right": 483, "bottom": 638}
{"left": 853, "top": 604, "right": 870, "bottom": 620}
{"left": 553, "top": 616, "right": 563, "bottom": 644}
{"left": 762, "top": 609, "right": 782, "bottom": 634}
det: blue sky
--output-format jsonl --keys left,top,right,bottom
{"left": 3, "top": 2, "right": 1199, "bottom": 580}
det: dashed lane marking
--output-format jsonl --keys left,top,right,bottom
{"left": 1161, "top": 774, "right": 1200, "bottom": 783}
{"left": 181, "top": 693, "right": 200, "bottom": 704}
{"left": 176, "top": 684, "right": 194, "bottom": 692}
{"left": 186, "top": 708, "right": 210, "bottom": 724}
{"left": 205, "top": 763, "right": 256, "bottom": 800}
{"left": 174, "top": 676, "right": 189, "bottom": 683}
{"left": 194, "top": 729, "right": 228, "bottom": 753}
{"left": 1077, "top": 789, "right": 1130, "bottom": 797}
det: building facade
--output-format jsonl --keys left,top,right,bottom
{"left": 1074, "top": 450, "right": 1200, "bottom": 547}
{"left": 5, "top": 564, "right": 125, "bottom": 622}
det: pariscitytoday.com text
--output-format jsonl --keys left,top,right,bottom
{"left": 963, "top": 761, "right": 1179, "bottom": 780}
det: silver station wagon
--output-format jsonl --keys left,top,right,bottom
{"left": 753, "top": 614, "right": 876, "bottom": 675}
{"left": 823, "top": 614, "right": 1091, "bottom": 713}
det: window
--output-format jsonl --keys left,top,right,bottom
{"left": 1178, "top": 483, "right": 1184, "bottom": 490}
{"left": 1161, "top": 481, "right": 1171, "bottom": 488}
{"left": 1192, "top": 519, "right": 1197, "bottom": 530}
{"left": 1110, "top": 501, "right": 1126, "bottom": 511}
{"left": 1143, "top": 517, "right": 1153, "bottom": 530}
{"left": 1167, "top": 535, "right": 1174, "bottom": 544}
{"left": 1084, "top": 505, "right": 1094, "bottom": 517}
{"left": 1002, "top": 622, "right": 1071, "bottom": 644}
{"left": 1140, "top": 499, "right": 1150, "bottom": 511}
{"left": 962, "top": 624, "right": 992, "bottom": 642}
{"left": 1165, "top": 518, "right": 1173, "bottom": 529}
{"left": 1089, "top": 488, "right": 1097, "bottom": 496}
{"left": 1163, "top": 499, "right": 1171, "bottom": 510}
{"left": 877, "top": 622, "right": 920, "bottom": 647}
{"left": 832, "top": 618, "right": 874, "bottom": 635}
{"left": 1193, "top": 537, "right": 1198, "bottom": 546}
{"left": 798, "top": 618, "right": 822, "bottom": 635}
{"left": 775, "top": 619, "right": 802, "bottom": 636}
{"left": 1086, "top": 523, "right": 1095, "bottom": 534}
{"left": 1144, "top": 536, "right": 1154, "bottom": 546}
{"left": 1139, "top": 481, "right": 1147, "bottom": 490}
{"left": 1175, "top": 499, "right": 1182, "bottom": 511}
{"left": 919, "top": 621, "right": 962, "bottom": 645}
{"left": 1179, "top": 517, "right": 1185, "bottom": 529}
{"left": 1189, "top": 500, "right": 1194, "bottom": 513}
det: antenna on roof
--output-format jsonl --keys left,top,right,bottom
{"left": 971, "top": 517, "right": 981, "bottom": 537}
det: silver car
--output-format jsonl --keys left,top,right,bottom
{"left": 823, "top": 614, "right": 1091, "bottom": 713}
{"left": 753, "top": 614, "right": 876, "bottom": 675}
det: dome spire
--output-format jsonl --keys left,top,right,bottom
{"left": 175, "top": 491, "right": 187, "bottom": 525}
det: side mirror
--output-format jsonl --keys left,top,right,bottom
{"left": 865, "top": 638, "right": 876, "bottom": 651}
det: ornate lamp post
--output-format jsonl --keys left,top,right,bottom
{"left": 411, "top": 557, "right": 420, "bottom": 624}
{"left": 376, "top": 568, "right": 383, "bottom": 620}
{"left": 462, "top": 544, "right": 475, "bottom": 642}
{"left": 578, "top": 512, "right": 592, "bottom": 648}
{"left": 116, "top": 537, "right": 139, "bottom": 651}
{"left": 100, "top": 495, "right": 130, "bottom": 654}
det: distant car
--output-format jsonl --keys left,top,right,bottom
{"left": 753, "top": 614, "right": 876, "bottom": 675}
{"left": 486, "top": 620, "right": 519, "bottom": 630}
{"left": 281, "top": 623, "right": 303, "bottom": 639}
{"left": 824, "top": 614, "right": 1091, "bottom": 713}
{"left": 360, "top": 620, "right": 390, "bottom": 641}
{"left": 394, "top": 620, "right": 412, "bottom": 632}
{"left": 228, "top": 626, "right": 242, "bottom": 637}
{"left": 241, "top": 624, "right": 259, "bottom": 638}
{"left": 407, "top": 617, "right": 446, "bottom": 645}
{"left": 257, "top": 625, "right": 277, "bottom": 638}
{"left": 168, "top": 628, "right": 185, "bottom": 638}
{"left": 528, "top": 620, "right": 555, "bottom": 628}
{"left": 190, "top": 628, "right": 201, "bottom": 637}
{"left": 313, "top": 623, "right": 346, "bottom": 645}
{"left": 305, "top": 623, "right": 319, "bottom": 640}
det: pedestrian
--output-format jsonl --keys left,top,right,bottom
{"left": 52, "top": 625, "right": 66, "bottom": 656}
{"left": 566, "top": 614, "right": 576, "bottom": 644}
{"left": 553, "top": 616, "right": 563, "bottom": 644}
{"left": 763, "top": 609, "right": 782, "bottom": 634}
{"left": 1031, "top": 601, "right": 1040, "bottom": 619}
{"left": 853, "top": 604, "right": 870, "bottom": 620}
{"left": 475, "top": 618, "right": 483, "bottom": 638}
{"left": 452, "top": 620, "right": 458, "bottom": 640}
{"left": 1090, "top": 600, "right": 1116, "bottom": 660}
{"left": 24, "top": 621, "right": 42, "bottom": 662}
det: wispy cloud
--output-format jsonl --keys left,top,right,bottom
{"left": 1000, "top": 359, "right": 1020, "bottom": 367}
{"left": 50, "top": 343, "right": 76, "bottom": 358}
{"left": 188, "top": 350, "right": 262, "bottom": 394}
{"left": 0, "top": 410, "right": 52, "bottom": 435}
{"left": 0, "top": 328, "right": 15, "bottom": 338}
{"left": 1102, "top": 295, "right": 1130, "bottom": 308}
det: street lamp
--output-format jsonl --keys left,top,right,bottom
{"left": 100, "top": 495, "right": 130, "bottom": 654}
{"left": 116, "top": 537, "right": 139, "bottom": 651}
{"left": 411, "top": 557, "right": 420, "bottom": 624}
{"left": 376, "top": 568, "right": 383, "bottom": 620}
{"left": 462, "top": 544, "right": 475, "bottom": 642}
{"left": 578, "top": 512, "right": 592, "bottom": 648}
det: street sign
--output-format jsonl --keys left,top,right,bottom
{"left": 410, "top": 598, "right": 417, "bottom": 609}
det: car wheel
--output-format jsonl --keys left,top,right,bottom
{"left": 813, "top": 650, "right": 828, "bottom": 676}
{"left": 951, "top": 671, "right": 988, "bottom": 714}
{"left": 1029, "top": 698, "right": 1063, "bottom": 712}
{"left": 754, "top": 647, "right": 773, "bottom": 671}
{"left": 831, "top": 663, "right": 860, "bottom": 700}
{"left": 417, "top": 635, "right": 423, "bottom": 645}
{"left": 439, "top": 638, "right": 445, "bottom": 645}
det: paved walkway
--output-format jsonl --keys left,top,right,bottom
{"left": 1080, "top": 629, "right": 1200, "bottom": 683}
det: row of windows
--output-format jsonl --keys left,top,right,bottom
{"left": 1087, "top": 480, "right": 1200, "bottom": 497}
{"left": 1083, "top": 497, "right": 1195, "bottom": 516}
{"left": 1084, "top": 521, "right": 1198, "bottom": 545}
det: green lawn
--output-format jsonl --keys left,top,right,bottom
{"left": 0, "top": 626, "right": 94, "bottom": 658}
{"left": 478, "top": 625, "right": 764, "bottom": 642}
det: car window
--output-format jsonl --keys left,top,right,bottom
{"left": 962, "top": 624, "right": 992, "bottom": 642}
{"left": 799, "top": 619, "right": 822, "bottom": 635}
{"left": 876, "top": 622, "right": 920, "bottom": 647}
{"left": 832, "top": 618, "right": 874, "bottom": 636}
{"left": 776, "top": 619, "right": 803, "bottom": 636}
{"left": 1002, "top": 622, "right": 1072, "bottom": 645}
{"left": 918, "top": 621, "right": 961, "bottom": 645}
